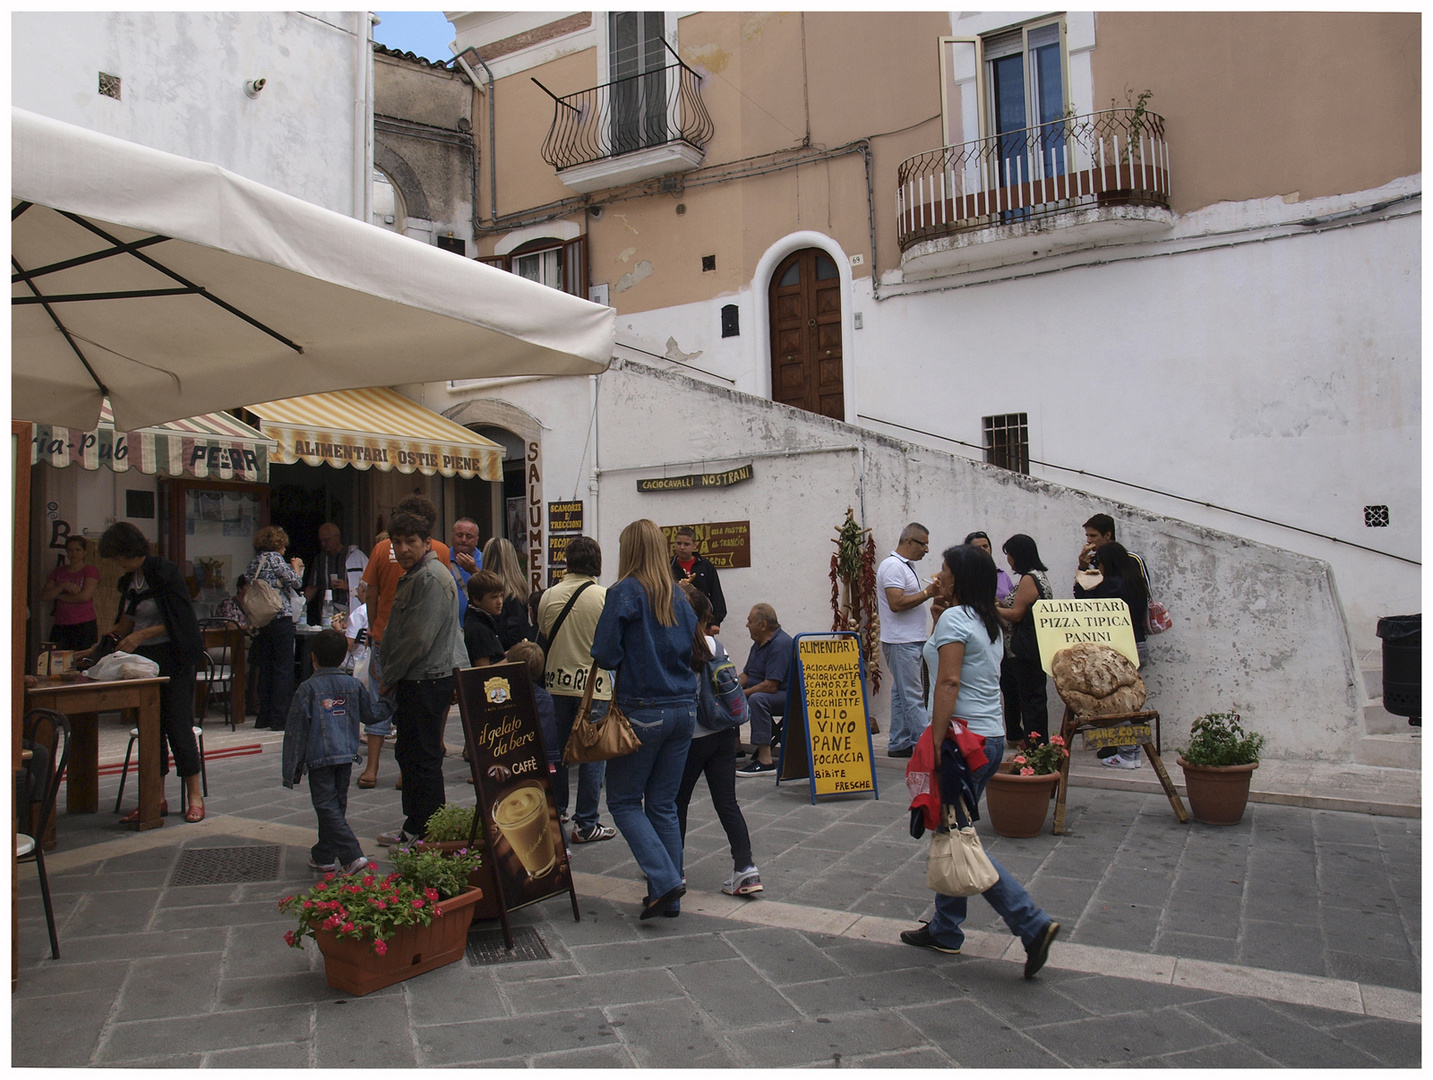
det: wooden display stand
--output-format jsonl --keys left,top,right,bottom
{"left": 1051, "top": 706, "right": 1189, "bottom": 834}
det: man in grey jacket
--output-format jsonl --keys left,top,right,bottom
{"left": 375, "top": 511, "right": 469, "bottom": 847}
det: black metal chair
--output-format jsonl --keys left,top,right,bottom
{"left": 198, "top": 618, "right": 243, "bottom": 731}
{"left": 19, "top": 708, "right": 71, "bottom": 959}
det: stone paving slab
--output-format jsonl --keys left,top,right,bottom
{"left": 12, "top": 709, "right": 1421, "bottom": 1067}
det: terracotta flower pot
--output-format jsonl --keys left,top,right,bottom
{"left": 984, "top": 765, "right": 1060, "bottom": 838}
{"left": 1177, "top": 757, "right": 1258, "bottom": 826}
{"left": 312, "top": 885, "right": 483, "bottom": 996}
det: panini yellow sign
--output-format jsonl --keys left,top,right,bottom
{"left": 793, "top": 636, "right": 876, "bottom": 797}
{"left": 1031, "top": 598, "right": 1139, "bottom": 674}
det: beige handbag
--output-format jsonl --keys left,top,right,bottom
{"left": 927, "top": 802, "right": 999, "bottom": 897}
{"left": 562, "top": 661, "right": 641, "bottom": 765}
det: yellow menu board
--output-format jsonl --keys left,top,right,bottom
{"left": 1030, "top": 598, "right": 1139, "bottom": 674}
{"left": 781, "top": 634, "right": 877, "bottom": 801}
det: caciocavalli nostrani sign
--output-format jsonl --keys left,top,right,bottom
{"left": 778, "top": 633, "right": 878, "bottom": 804}
{"left": 636, "top": 462, "right": 753, "bottom": 492}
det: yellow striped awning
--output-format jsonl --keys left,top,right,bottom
{"left": 245, "top": 387, "right": 503, "bottom": 480}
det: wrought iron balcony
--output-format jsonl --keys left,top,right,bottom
{"left": 896, "top": 109, "right": 1170, "bottom": 251}
{"left": 537, "top": 61, "right": 713, "bottom": 192}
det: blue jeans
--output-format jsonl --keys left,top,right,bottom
{"left": 882, "top": 641, "right": 928, "bottom": 751}
{"left": 551, "top": 694, "right": 608, "bottom": 829}
{"left": 747, "top": 691, "right": 785, "bottom": 746}
{"left": 927, "top": 734, "right": 1053, "bottom": 951}
{"left": 308, "top": 763, "right": 362, "bottom": 866}
{"left": 604, "top": 702, "right": 695, "bottom": 902}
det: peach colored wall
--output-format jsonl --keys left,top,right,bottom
{"left": 1091, "top": 12, "right": 1421, "bottom": 214}
{"left": 475, "top": 11, "right": 949, "bottom": 314}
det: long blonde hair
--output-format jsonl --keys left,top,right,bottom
{"left": 617, "top": 519, "right": 676, "bottom": 626}
{"left": 482, "top": 537, "right": 528, "bottom": 602}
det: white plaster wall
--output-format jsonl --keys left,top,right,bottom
{"left": 579, "top": 183, "right": 1420, "bottom": 656}
{"left": 443, "top": 358, "right": 1364, "bottom": 762}
{"left": 11, "top": 11, "right": 363, "bottom": 214}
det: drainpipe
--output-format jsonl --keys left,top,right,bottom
{"left": 354, "top": 12, "right": 375, "bottom": 223}
{"left": 452, "top": 48, "right": 497, "bottom": 226}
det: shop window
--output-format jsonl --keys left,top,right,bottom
{"left": 477, "top": 236, "right": 588, "bottom": 298}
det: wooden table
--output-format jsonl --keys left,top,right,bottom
{"left": 24, "top": 676, "right": 169, "bottom": 830}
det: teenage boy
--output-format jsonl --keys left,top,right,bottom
{"left": 375, "top": 512, "right": 469, "bottom": 848}
{"left": 282, "top": 629, "right": 375, "bottom": 876}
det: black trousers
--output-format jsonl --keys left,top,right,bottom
{"left": 136, "top": 641, "right": 202, "bottom": 779}
{"left": 675, "top": 726, "right": 753, "bottom": 870}
{"left": 252, "top": 616, "right": 296, "bottom": 729}
{"left": 395, "top": 676, "right": 453, "bottom": 838}
{"left": 1000, "top": 655, "right": 1049, "bottom": 744}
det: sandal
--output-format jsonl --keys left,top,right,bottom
{"left": 356, "top": 775, "right": 377, "bottom": 789}
{"left": 119, "top": 799, "right": 167, "bottom": 824}
{"left": 184, "top": 803, "right": 205, "bottom": 823}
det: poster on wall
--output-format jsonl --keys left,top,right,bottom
{"left": 659, "top": 520, "right": 751, "bottom": 569}
{"left": 505, "top": 497, "right": 527, "bottom": 555}
{"left": 453, "top": 660, "right": 580, "bottom": 947}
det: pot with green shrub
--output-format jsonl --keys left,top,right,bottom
{"left": 1177, "top": 712, "right": 1264, "bottom": 825}
{"left": 417, "top": 802, "right": 482, "bottom": 853}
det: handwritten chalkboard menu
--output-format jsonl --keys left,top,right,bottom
{"left": 777, "top": 633, "right": 879, "bottom": 804}
{"left": 453, "top": 661, "right": 579, "bottom": 945}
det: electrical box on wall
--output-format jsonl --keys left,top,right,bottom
{"left": 126, "top": 490, "right": 155, "bottom": 519}
{"left": 589, "top": 283, "right": 610, "bottom": 307}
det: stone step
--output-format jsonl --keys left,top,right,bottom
{"left": 1365, "top": 699, "right": 1413, "bottom": 735}
{"left": 1362, "top": 666, "right": 1384, "bottom": 699}
{"left": 1355, "top": 732, "right": 1422, "bottom": 770}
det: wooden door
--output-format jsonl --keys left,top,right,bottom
{"left": 768, "top": 249, "right": 844, "bottom": 420}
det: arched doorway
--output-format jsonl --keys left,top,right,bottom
{"left": 768, "top": 248, "right": 844, "bottom": 419}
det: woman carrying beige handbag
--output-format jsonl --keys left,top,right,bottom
{"left": 900, "top": 542, "right": 1061, "bottom": 979}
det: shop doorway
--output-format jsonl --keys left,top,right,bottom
{"left": 267, "top": 463, "right": 359, "bottom": 568}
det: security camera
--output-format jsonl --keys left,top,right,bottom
{"left": 244, "top": 78, "right": 267, "bottom": 98}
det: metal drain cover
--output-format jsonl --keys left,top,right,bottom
{"left": 169, "top": 845, "right": 282, "bottom": 886}
{"left": 467, "top": 925, "right": 550, "bottom": 965}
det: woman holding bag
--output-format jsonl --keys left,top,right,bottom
{"left": 590, "top": 519, "right": 700, "bottom": 920}
{"left": 997, "top": 533, "right": 1054, "bottom": 742}
{"left": 900, "top": 543, "right": 1059, "bottom": 978}
{"left": 75, "top": 522, "right": 207, "bottom": 822}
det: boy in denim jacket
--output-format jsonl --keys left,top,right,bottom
{"left": 283, "top": 629, "right": 376, "bottom": 875}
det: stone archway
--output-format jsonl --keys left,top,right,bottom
{"left": 373, "top": 141, "right": 431, "bottom": 223}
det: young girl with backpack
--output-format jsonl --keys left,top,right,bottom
{"left": 675, "top": 584, "right": 762, "bottom": 898}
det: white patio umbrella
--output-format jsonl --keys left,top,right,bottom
{"left": 11, "top": 108, "right": 614, "bottom": 431}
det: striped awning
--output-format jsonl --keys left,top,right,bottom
{"left": 31, "top": 400, "right": 274, "bottom": 482}
{"left": 245, "top": 387, "right": 504, "bottom": 480}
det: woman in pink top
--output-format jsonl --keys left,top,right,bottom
{"left": 40, "top": 535, "right": 100, "bottom": 650}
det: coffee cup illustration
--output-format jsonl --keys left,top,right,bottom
{"left": 491, "top": 781, "right": 557, "bottom": 880}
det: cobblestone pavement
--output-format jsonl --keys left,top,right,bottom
{"left": 13, "top": 712, "right": 1421, "bottom": 1067}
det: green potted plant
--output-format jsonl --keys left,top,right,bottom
{"left": 278, "top": 847, "right": 482, "bottom": 996}
{"left": 985, "top": 734, "right": 1068, "bottom": 838}
{"left": 1177, "top": 711, "right": 1265, "bottom": 826}
{"left": 417, "top": 802, "right": 482, "bottom": 853}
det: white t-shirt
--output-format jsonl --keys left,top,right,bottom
{"left": 344, "top": 604, "right": 370, "bottom": 673}
{"left": 876, "top": 552, "right": 928, "bottom": 643}
{"left": 343, "top": 546, "right": 369, "bottom": 614}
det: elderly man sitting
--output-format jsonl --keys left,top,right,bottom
{"left": 735, "top": 603, "right": 794, "bottom": 777}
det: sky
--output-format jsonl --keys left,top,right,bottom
{"left": 372, "top": 11, "right": 455, "bottom": 63}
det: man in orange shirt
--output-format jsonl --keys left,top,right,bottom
{"left": 355, "top": 495, "right": 451, "bottom": 789}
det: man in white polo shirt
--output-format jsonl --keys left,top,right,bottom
{"left": 877, "top": 522, "right": 938, "bottom": 758}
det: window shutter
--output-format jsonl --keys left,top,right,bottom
{"left": 561, "top": 236, "right": 588, "bottom": 298}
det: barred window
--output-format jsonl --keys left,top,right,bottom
{"left": 983, "top": 413, "right": 1029, "bottom": 473}
{"left": 1364, "top": 505, "right": 1390, "bottom": 528}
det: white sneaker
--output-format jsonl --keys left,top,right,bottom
{"left": 1103, "top": 753, "right": 1142, "bottom": 769}
{"left": 722, "top": 866, "right": 763, "bottom": 896}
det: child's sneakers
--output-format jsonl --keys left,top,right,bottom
{"left": 340, "top": 855, "right": 374, "bottom": 877}
{"left": 307, "top": 856, "right": 338, "bottom": 872}
{"left": 722, "top": 865, "right": 763, "bottom": 896}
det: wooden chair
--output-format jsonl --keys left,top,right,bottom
{"left": 197, "top": 619, "right": 244, "bottom": 731}
{"left": 19, "top": 708, "right": 71, "bottom": 959}
{"left": 1051, "top": 705, "right": 1188, "bottom": 834}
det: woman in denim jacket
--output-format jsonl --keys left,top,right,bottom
{"left": 591, "top": 519, "right": 700, "bottom": 920}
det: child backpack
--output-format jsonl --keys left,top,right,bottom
{"left": 698, "top": 638, "right": 749, "bottom": 732}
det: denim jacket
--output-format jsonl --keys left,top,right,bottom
{"left": 282, "top": 668, "right": 374, "bottom": 787}
{"left": 590, "top": 577, "right": 698, "bottom": 708}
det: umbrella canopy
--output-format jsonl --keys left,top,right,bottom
{"left": 11, "top": 108, "right": 614, "bottom": 432}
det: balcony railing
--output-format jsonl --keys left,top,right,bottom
{"left": 538, "top": 61, "right": 713, "bottom": 172}
{"left": 896, "top": 109, "right": 1170, "bottom": 250}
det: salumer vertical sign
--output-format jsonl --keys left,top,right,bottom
{"left": 780, "top": 633, "right": 878, "bottom": 802}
